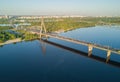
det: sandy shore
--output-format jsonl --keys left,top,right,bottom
{"left": 0, "top": 38, "right": 22, "bottom": 46}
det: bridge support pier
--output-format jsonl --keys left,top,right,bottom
{"left": 88, "top": 45, "right": 93, "bottom": 56}
{"left": 39, "top": 16, "right": 47, "bottom": 39}
{"left": 106, "top": 50, "right": 111, "bottom": 63}
{"left": 39, "top": 26, "right": 42, "bottom": 39}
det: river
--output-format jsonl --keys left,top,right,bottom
{"left": 0, "top": 26, "right": 120, "bottom": 82}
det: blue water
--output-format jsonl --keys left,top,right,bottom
{"left": 49, "top": 26, "right": 120, "bottom": 62}
{"left": 60, "top": 26, "right": 120, "bottom": 48}
{"left": 0, "top": 26, "right": 120, "bottom": 82}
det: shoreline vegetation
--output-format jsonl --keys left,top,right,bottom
{"left": 0, "top": 17, "right": 120, "bottom": 45}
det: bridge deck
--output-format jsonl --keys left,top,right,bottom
{"left": 42, "top": 33, "right": 120, "bottom": 54}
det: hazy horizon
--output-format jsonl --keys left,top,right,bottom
{"left": 0, "top": 0, "right": 120, "bottom": 16}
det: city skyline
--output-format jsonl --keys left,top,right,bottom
{"left": 0, "top": 0, "right": 120, "bottom": 16}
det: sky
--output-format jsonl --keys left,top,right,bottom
{"left": 0, "top": 0, "right": 120, "bottom": 16}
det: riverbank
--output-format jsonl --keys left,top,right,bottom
{"left": 0, "top": 38, "right": 22, "bottom": 46}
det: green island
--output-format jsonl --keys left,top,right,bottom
{"left": 0, "top": 16, "right": 120, "bottom": 44}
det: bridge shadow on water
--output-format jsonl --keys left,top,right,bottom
{"left": 40, "top": 39, "right": 120, "bottom": 68}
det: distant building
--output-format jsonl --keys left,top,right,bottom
{"left": 0, "top": 15, "right": 10, "bottom": 19}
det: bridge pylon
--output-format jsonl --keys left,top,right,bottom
{"left": 40, "top": 16, "right": 47, "bottom": 39}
